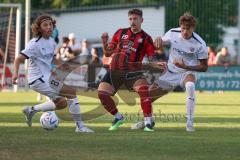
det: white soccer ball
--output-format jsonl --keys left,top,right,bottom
{"left": 40, "top": 111, "right": 59, "bottom": 130}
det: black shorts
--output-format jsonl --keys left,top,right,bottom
{"left": 101, "top": 70, "right": 144, "bottom": 92}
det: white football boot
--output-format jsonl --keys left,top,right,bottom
{"left": 75, "top": 126, "right": 94, "bottom": 133}
{"left": 22, "top": 106, "right": 37, "bottom": 127}
{"left": 186, "top": 121, "right": 195, "bottom": 132}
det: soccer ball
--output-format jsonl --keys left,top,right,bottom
{"left": 40, "top": 111, "right": 59, "bottom": 130}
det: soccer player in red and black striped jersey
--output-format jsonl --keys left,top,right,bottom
{"left": 98, "top": 8, "right": 165, "bottom": 132}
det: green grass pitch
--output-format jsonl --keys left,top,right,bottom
{"left": 0, "top": 91, "right": 240, "bottom": 160}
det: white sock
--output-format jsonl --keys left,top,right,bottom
{"left": 144, "top": 117, "right": 152, "bottom": 126}
{"left": 33, "top": 101, "right": 56, "bottom": 112}
{"left": 68, "top": 97, "right": 84, "bottom": 128}
{"left": 185, "top": 82, "right": 195, "bottom": 123}
{"left": 114, "top": 112, "right": 123, "bottom": 119}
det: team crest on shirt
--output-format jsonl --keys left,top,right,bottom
{"left": 138, "top": 38, "right": 143, "bottom": 43}
{"left": 122, "top": 34, "right": 128, "bottom": 39}
{"left": 190, "top": 47, "right": 195, "bottom": 52}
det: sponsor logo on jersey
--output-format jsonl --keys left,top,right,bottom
{"left": 173, "top": 47, "right": 188, "bottom": 55}
{"left": 138, "top": 38, "right": 143, "bottom": 43}
{"left": 123, "top": 41, "right": 137, "bottom": 53}
{"left": 173, "top": 47, "right": 194, "bottom": 57}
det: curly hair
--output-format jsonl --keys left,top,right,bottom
{"left": 179, "top": 12, "right": 197, "bottom": 28}
{"left": 31, "top": 14, "right": 56, "bottom": 37}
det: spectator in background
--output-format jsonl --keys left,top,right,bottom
{"left": 56, "top": 37, "right": 75, "bottom": 62}
{"left": 0, "top": 38, "right": 5, "bottom": 63}
{"left": 91, "top": 47, "right": 101, "bottom": 64}
{"left": 68, "top": 33, "right": 81, "bottom": 56}
{"left": 81, "top": 39, "right": 90, "bottom": 56}
{"left": 0, "top": 47, "right": 4, "bottom": 63}
{"left": 207, "top": 46, "right": 217, "bottom": 66}
{"left": 215, "top": 47, "right": 232, "bottom": 67}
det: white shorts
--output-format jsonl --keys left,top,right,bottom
{"left": 29, "top": 77, "right": 63, "bottom": 100}
{"left": 156, "top": 70, "right": 195, "bottom": 91}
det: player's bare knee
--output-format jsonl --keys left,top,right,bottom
{"left": 65, "top": 90, "right": 76, "bottom": 99}
{"left": 98, "top": 82, "right": 115, "bottom": 95}
{"left": 54, "top": 98, "right": 67, "bottom": 109}
{"left": 184, "top": 74, "right": 196, "bottom": 84}
{"left": 60, "top": 85, "right": 76, "bottom": 99}
{"left": 133, "top": 79, "right": 148, "bottom": 91}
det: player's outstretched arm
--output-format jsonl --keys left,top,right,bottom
{"left": 147, "top": 56, "right": 167, "bottom": 73}
{"left": 12, "top": 54, "right": 27, "bottom": 84}
{"left": 101, "top": 32, "right": 115, "bottom": 57}
{"left": 154, "top": 37, "right": 170, "bottom": 49}
{"left": 154, "top": 37, "right": 163, "bottom": 49}
{"left": 174, "top": 59, "right": 208, "bottom": 72}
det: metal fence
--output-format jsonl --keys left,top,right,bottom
{"left": 29, "top": 0, "right": 238, "bottom": 46}
{"left": 30, "top": 0, "right": 240, "bottom": 63}
{"left": 2, "top": 0, "right": 239, "bottom": 63}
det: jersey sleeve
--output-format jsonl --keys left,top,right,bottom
{"left": 21, "top": 41, "right": 38, "bottom": 59}
{"left": 162, "top": 30, "right": 172, "bottom": 44}
{"left": 145, "top": 36, "right": 155, "bottom": 57}
{"left": 197, "top": 43, "right": 208, "bottom": 60}
{"left": 108, "top": 29, "right": 121, "bottom": 49}
{"left": 111, "top": 29, "right": 121, "bottom": 43}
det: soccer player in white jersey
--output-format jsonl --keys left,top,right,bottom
{"left": 151, "top": 12, "right": 208, "bottom": 132}
{"left": 12, "top": 14, "right": 94, "bottom": 133}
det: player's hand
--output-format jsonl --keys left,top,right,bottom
{"left": 154, "top": 37, "right": 163, "bottom": 49}
{"left": 101, "top": 32, "right": 109, "bottom": 44}
{"left": 149, "top": 61, "right": 167, "bottom": 73}
{"left": 174, "top": 59, "right": 187, "bottom": 69}
{"left": 12, "top": 75, "right": 18, "bottom": 84}
{"left": 157, "top": 61, "right": 168, "bottom": 71}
